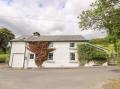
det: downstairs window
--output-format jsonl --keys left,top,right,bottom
{"left": 48, "top": 53, "right": 53, "bottom": 60}
{"left": 70, "top": 53, "right": 75, "bottom": 61}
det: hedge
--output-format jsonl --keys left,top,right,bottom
{"left": 77, "top": 43, "right": 108, "bottom": 65}
{"left": 117, "top": 42, "right": 120, "bottom": 64}
{"left": 0, "top": 54, "right": 9, "bottom": 63}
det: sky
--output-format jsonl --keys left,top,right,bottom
{"left": 0, "top": 0, "right": 106, "bottom": 39}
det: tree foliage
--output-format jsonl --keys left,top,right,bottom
{"left": 0, "top": 28, "right": 15, "bottom": 53}
{"left": 79, "top": 0, "right": 120, "bottom": 58}
{"left": 79, "top": 0, "right": 120, "bottom": 31}
{"left": 89, "top": 38, "right": 110, "bottom": 46}
{"left": 79, "top": 0, "right": 120, "bottom": 40}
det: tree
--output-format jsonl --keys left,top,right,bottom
{"left": 0, "top": 28, "right": 15, "bottom": 53}
{"left": 79, "top": 0, "right": 120, "bottom": 58}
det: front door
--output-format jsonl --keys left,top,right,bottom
{"left": 27, "top": 54, "right": 37, "bottom": 68}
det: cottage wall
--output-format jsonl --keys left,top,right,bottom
{"left": 9, "top": 42, "right": 80, "bottom": 68}
{"left": 42, "top": 42, "right": 79, "bottom": 68}
{"left": 9, "top": 42, "right": 26, "bottom": 67}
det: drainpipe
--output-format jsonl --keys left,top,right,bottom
{"left": 23, "top": 42, "right": 27, "bottom": 69}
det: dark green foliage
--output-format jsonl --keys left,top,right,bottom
{"left": 117, "top": 42, "right": 120, "bottom": 64}
{"left": 0, "top": 53, "right": 9, "bottom": 63}
{"left": 77, "top": 43, "right": 108, "bottom": 65}
{"left": 0, "top": 28, "right": 15, "bottom": 53}
{"left": 89, "top": 38, "right": 110, "bottom": 46}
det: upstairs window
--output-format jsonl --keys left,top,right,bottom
{"left": 48, "top": 53, "right": 53, "bottom": 60}
{"left": 48, "top": 42, "right": 53, "bottom": 48}
{"left": 70, "top": 53, "right": 75, "bottom": 61}
{"left": 70, "top": 43, "right": 75, "bottom": 47}
{"left": 29, "top": 54, "right": 34, "bottom": 59}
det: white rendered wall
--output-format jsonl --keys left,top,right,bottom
{"left": 42, "top": 42, "right": 79, "bottom": 68}
{"left": 9, "top": 42, "right": 26, "bottom": 67}
{"left": 9, "top": 42, "right": 80, "bottom": 68}
{"left": 12, "top": 54, "right": 24, "bottom": 68}
{"left": 24, "top": 49, "right": 37, "bottom": 68}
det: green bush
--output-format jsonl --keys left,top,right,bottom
{"left": 117, "top": 42, "right": 120, "bottom": 64}
{"left": 0, "top": 54, "right": 9, "bottom": 63}
{"left": 77, "top": 43, "right": 108, "bottom": 65}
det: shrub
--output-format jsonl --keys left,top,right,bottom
{"left": 117, "top": 42, "right": 120, "bottom": 64}
{"left": 77, "top": 43, "right": 108, "bottom": 65}
{"left": 0, "top": 54, "right": 9, "bottom": 63}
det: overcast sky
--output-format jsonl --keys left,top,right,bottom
{"left": 0, "top": 0, "right": 106, "bottom": 39}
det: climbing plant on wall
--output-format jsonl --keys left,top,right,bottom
{"left": 27, "top": 42, "right": 55, "bottom": 68}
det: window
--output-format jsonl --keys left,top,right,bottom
{"left": 48, "top": 42, "right": 53, "bottom": 48}
{"left": 70, "top": 53, "right": 75, "bottom": 60}
{"left": 70, "top": 43, "right": 75, "bottom": 47}
{"left": 48, "top": 53, "right": 53, "bottom": 60}
{"left": 29, "top": 54, "right": 34, "bottom": 59}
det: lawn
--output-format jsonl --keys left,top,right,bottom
{"left": 0, "top": 53, "right": 9, "bottom": 63}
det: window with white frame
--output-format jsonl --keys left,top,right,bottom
{"left": 29, "top": 54, "right": 34, "bottom": 59}
{"left": 48, "top": 42, "right": 53, "bottom": 48}
{"left": 70, "top": 53, "right": 75, "bottom": 61}
{"left": 48, "top": 53, "right": 53, "bottom": 60}
{"left": 70, "top": 43, "right": 75, "bottom": 48}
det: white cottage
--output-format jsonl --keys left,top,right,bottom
{"left": 9, "top": 34, "right": 87, "bottom": 68}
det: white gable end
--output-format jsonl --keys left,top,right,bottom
{"left": 9, "top": 42, "right": 26, "bottom": 68}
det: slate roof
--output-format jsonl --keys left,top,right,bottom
{"left": 11, "top": 35, "right": 87, "bottom": 42}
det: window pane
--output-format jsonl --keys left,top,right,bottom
{"left": 48, "top": 42, "right": 53, "bottom": 47}
{"left": 70, "top": 53, "right": 75, "bottom": 60}
{"left": 30, "top": 54, "right": 34, "bottom": 59}
{"left": 70, "top": 43, "right": 75, "bottom": 47}
{"left": 48, "top": 53, "right": 53, "bottom": 60}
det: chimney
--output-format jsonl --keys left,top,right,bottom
{"left": 33, "top": 32, "right": 40, "bottom": 37}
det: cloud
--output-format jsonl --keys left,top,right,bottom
{"left": 0, "top": 0, "right": 106, "bottom": 38}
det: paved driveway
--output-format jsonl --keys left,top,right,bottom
{"left": 0, "top": 66, "right": 120, "bottom": 89}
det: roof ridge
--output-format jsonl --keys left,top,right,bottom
{"left": 11, "top": 35, "right": 87, "bottom": 42}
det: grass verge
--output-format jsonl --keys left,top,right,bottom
{"left": 0, "top": 53, "right": 9, "bottom": 63}
{"left": 103, "top": 79, "right": 120, "bottom": 89}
